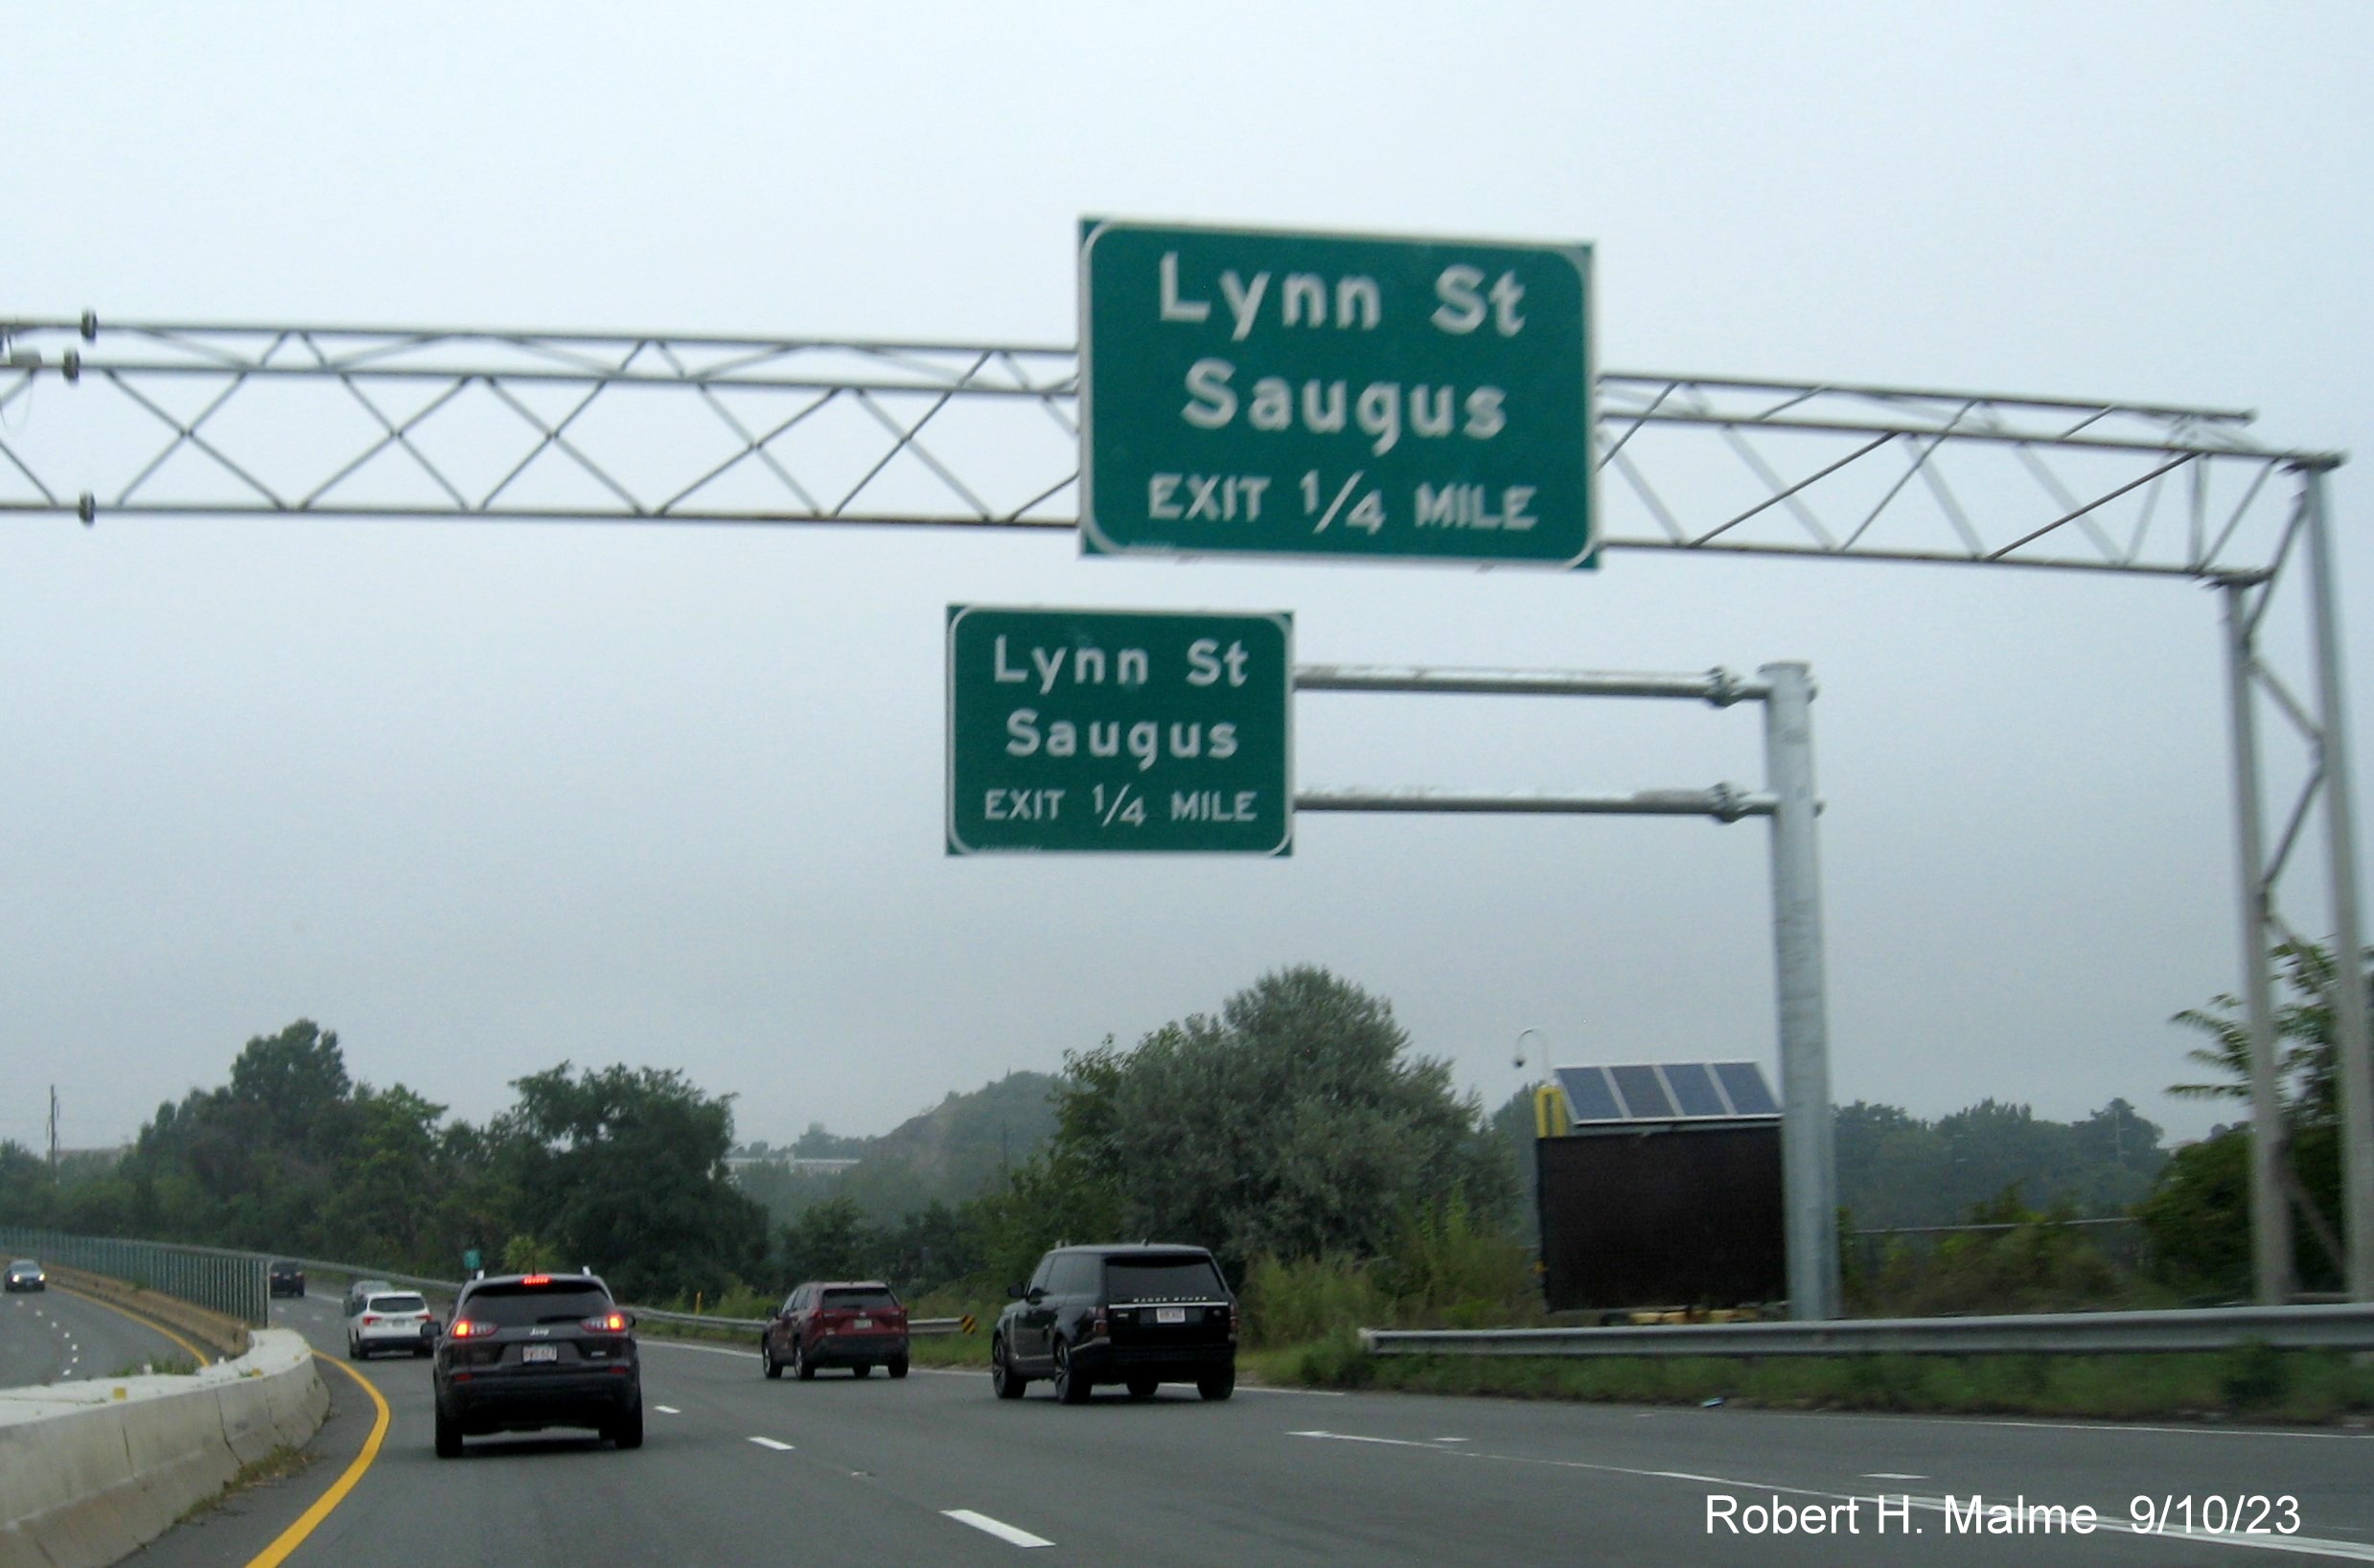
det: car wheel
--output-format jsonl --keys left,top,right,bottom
{"left": 345, "top": 1337, "right": 359, "bottom": 1361}
{"left": 887, "top": 1356, "right": 909, "bottom": 1379}
{"left": 1197, "top": 1365, "right": 1235, "bottom": 1402}
{"left": 794, "top": 1337, "right": 816, "bottom": 1381}
{"left": 610, "top": 1402, "right": 644, "bottom": 1450}
{"left": 1126, "top": 1376, "right": 1158, "bottom": 1400}
{"left": 433, "top": 1403, "right": 462, "bottom": 1460}
{"left": 1053, "top": 1340, "right": 1091, "bottom": 1405}
{"left": 852, "top": 1362, "right": 869, "bottom": 1378}
{"left": 990, "top": 1335, "right": 1026, "bottom": 1400}
{"left": 761, "top": 1338, "right": 781, "bottom": 1379}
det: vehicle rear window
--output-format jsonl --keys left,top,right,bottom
{"left": 1104, "top": 1256, "right": 1226, "bottom": 1302}
{"left": 464, "top": 1283, "right": 611, "bottom": 1326}
{"left": 820, "top": 1287, "right": 898, "bottom": 1310}
{"left": 367, "top": 1294, "right": 426, "bottom": 1314}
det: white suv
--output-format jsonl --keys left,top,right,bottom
{"left": 347, "top": 1290, "right": 437, "bottom": 1358}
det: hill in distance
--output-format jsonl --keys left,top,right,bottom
{"left": 736, "top": 1071, "right": 1058, "bottom": 1224}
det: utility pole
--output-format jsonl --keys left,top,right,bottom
{"left": 47, "top": 1086, "right": 59, "bottom": 1169}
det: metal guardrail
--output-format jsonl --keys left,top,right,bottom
{"left": 288, "top": 1263, "right": 977, "bottom": 1336}
{"left": 1361, "top": 1303, "right": 2374, "bottom": 1358}
{"left": 290, "top": 1257, "right": 464, "bottom": 1298}
{"left": 7, "top": 1231, "right": 984, "bottom": 1338}
{"left": 628, "top": 1306, "right": 764, "bottom": 1330}
{"left": 0, "top": 1227, "right": 269, "bottom": 1327}
{"left": 628, "top": 1306, "right": 971, "bottom": 1336}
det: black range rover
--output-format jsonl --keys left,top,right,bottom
{"left": 432, "top": 1273, "right": 642, "bottom": 1456}
{"left": 992, "top": 1243, "right": 1236, "bottom": 1404}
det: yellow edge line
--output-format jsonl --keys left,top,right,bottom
{"left": 242, "top": 1353, "right": 390, "bottom": 1568}
{"left": 51, "top": 1281, "right": 214, "bottom": 1369}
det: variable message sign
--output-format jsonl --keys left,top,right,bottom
{"left": 947, "top": 605, "right": 1292, "bottom": 855}
{"left": 1079, "top": 219, "right": 1595, "bottom": 566}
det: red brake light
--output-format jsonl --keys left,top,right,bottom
{"left": 520, "top": 1274, "right": 551, "bottom": 1286}
{"left": 362, "top": 1314, "right": 380, "bottom": 1326}
{"left": 583, "top": 1311, "right": 629, "bottom": 1333}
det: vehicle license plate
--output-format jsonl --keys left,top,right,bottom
{"left": 1156, "top": 1307, "right": 1186, "bottom": 1325}
{"left": 852, "top": 1317, "right": 871, "bottom": 1329}
{"left": 522, "top": 1345, "right": 559, "bottom": 1363}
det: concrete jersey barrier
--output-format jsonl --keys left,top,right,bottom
{"left": 0, "top": 1328, "right": 327, "bottom": 1568}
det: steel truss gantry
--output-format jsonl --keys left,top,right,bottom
{"left": 0, "top": 315, "right": 2362, "bottom": 1305}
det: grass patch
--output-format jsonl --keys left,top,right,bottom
{"left": 103, "top": 1354, "right": 200, "bottom": 1378}
{"left": 176, "top": 1444, "right": 314, "bottom": 1523}
{"left": 1252, "top": 1342, "right": 2374, "bottom": 1423}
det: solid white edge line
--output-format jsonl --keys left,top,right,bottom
{"left": 1284, "top": 1430, "right": 2374, "bottom": 1561}
{"left": 942, "top": 1510, "right": 1053, "bottom": 1549}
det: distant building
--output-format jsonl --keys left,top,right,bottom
{"left": 723, "top": 1152, "right": 861, "bottom": 1179}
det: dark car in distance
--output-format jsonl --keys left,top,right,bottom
{"left": 991, "top": 1243, "right": 1236, "bottom": 1404}
{"left": 4, "top": 1259, "right": 44, "bottom": 1293}
{"left": 267, "top": 1260, "right": 306, "bottom": 1298}
{"left": 761, "top": 1280, "right": 909, "bottom": 1379}
{"left": 431, "top": 1273, "right": 641, "bottom": 1457}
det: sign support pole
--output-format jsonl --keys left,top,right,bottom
{"left": 1762, "top": 662, "right": 1840, "bottom": 1321}
{"left": 2302, "top": 464, "right": 2374, "bottom": 1302}
{"left": 2222, "top": 578, "right": 2296, "bottom": 1303}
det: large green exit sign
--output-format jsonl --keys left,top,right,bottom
{"left": 946, "top": 606, "right": 1293, "bottom": 855}
{"left": 1078, "top": 219, "right": 1595, "bottom": 566}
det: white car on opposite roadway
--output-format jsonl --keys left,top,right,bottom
{"left": 347, "top": 1290, "right": 437, "bottom": 1358}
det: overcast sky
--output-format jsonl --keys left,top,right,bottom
{"left": 3, "top": 2, "right": 2368, "bottom": 1156}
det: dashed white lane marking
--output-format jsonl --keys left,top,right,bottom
{"left": 655, "top": 1405, "right": 681, "bottom": 1415}
{"left": 749, "top": 1437, "right": 795, "bottom": 1451}
{"left": 1435, "top": 1437, "right": 1470, "bottom": 1443}
{"left": 1864, "top": 1472, "right": 1926, "bottom": 1481}
{"left": 942, "top": 1510, "right": 1053, "bottom": 1549}
{"left": 1286, "top": 1430, "right": 2374, "bottom": 1561}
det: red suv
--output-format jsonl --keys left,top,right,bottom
{"left": 761, "top": 1280, "right": 909, "bottom": 1380}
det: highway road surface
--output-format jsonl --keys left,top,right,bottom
{"left": 84, "top": 1289, "right": 2374, "bottom": 1566}
{"left": 0, "top": 1281, "right": 208, "bottom": 1387}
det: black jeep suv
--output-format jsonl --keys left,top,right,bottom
{"left": 991, "top": 1243, "right": 1236, "bottom": 1404}
{"left": 432, "top": 1273, "right": 642, "bottom": 1456}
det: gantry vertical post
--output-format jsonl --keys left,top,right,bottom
{"left": 1761, "top": 661, "right": 1839, "bottom": 1320}
{"left": 2221, "top": 578, "right": 2295, "bottom": 1303}
{"left": 2300, "top": 464, "right": 2374, "bottom": 1301}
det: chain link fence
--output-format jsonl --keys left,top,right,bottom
{"left": 0, "top": 1228, "right": 268, "bottom": 1326}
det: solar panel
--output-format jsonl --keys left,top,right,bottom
{"left": 1715, "top": 1061, "right": 1781, "bottom": 1117}
{"left": 1555, "top": 1066, "right": 1624, "bottom": 1123}
{"left": 1550, "top": 1060, "right": 1781, "bottom": 1125}
{"left": 1608, "top": 1064, "right": 1676, "bottom": 1119}
{"left": 1661, "top": 1062, "right": 1728, "bottom": 1118}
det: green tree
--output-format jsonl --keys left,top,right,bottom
{"left": 496, "top": 1062, "right": 767, "bottom": 1303}
{"left": 2141, "top": 939, "right": 2362, "bottom": 1293}
{"left": 992, "top": 967, "right": 1511, "bottom": 1278}
{"left": 777, "top": 1195, "right": 867, "bottom": 1283}
{"left": 0, "top": 1141, "right": 55, "bottom": 1228}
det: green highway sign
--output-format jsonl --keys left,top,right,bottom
{"left": 947, "top": 605, "right": 1292, "bottom": 855}
{"left": 1078, "top": 219, "right": 1596, "bottom": 566}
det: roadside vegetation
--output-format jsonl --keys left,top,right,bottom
{"left": 1251, "top": 1344, "right": 2374, "bottom": 1424}
{"left": 4, "top": 946, "right": 2365, "bottom": 1420}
